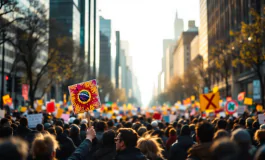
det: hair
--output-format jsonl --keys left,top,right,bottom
{"left": 138, "top": 126, "right": 147, "bottom": 137}
{"left": 70, "top": 124, "right": 80, "bottom": 137}
{"left": 189, "top": 124, "right": 196, "bottom": 132}
{"left": 31, "top": 134, "right": 59, "bottom": 160}
{"left": 20, "top": 117, "right": 28, "bottom": 127}
{"left": 80, "top": 123, "right": 87, "bottom": 131}
{"left": 124, "top": 122, "right": 132, "bottom": 128}
{"left": 214, "top": 129, "right": 229, "bottom": 140}
{"left": 73, "top": 119, "right": 80, "bottom": 126}
{"left": 169, "top": 128, "right": 176, "bottom": 136}
{"left": 246, "top": 118, "right": 254, "bottom": 128}
{"left": 55, "top": 120, "right": 64, "bottom": 128}
{"left": 47, "top": 127, "right": 57, "bottom": 136}
{"left": 36, "top": 124, "right": 44, "bottom": 132}
{"left": 107, "top": 120, "right": 114, "bottom": 128}
{"left": 0, "top": 127, "right": 13, "bottom": 138}
{"left": 55, "top": 126, "right": 63, "bottom": 135}
{"left": 96, "top": 121, "right": 107, "bottom": 132}
{"left": 254, "top": 129, "right": 265, "bottom": 143}
{"left": 217, "top": 119, "right": 227, "bottom": 130}
{"left": 0, "top": 118, "right": 11, "bottom": 127}
{"left": 132, "top": 122, "right": 142, "bottom": 132}
{"left": 0, "top": 137, "right": 28, "bottom": 160}
{"left": 180, "top": 125, "right": 191, "bottom": 136}
{"left": 117, "top": 128, "right": 138, "bottom": 148}
{"left": 137, "top": 134, "right": 164, "bottom": 160}
{"left": 255, "top": 145, "right": 265, "bottom": 160}
{"left": 210, "top": 138, "right": 239, "bottom": 160}
{"left": 196, "top": 121, "right": 214, "bottom": 143}
{"left": 102, "top": 129, "right": 115, "bottom": 147}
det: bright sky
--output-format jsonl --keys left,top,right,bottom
{"left": 98, "top": 0, "right": 200, "bottom": 106}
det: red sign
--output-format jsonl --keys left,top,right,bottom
{"left": 46, "top": 101, "right": 55, "bottom": 113}
{"left": 225, "top": 100, "right": 238, "bottom": 115}
{"left": 22, "top": 84, "right": 29, "bottom": 101}
{"left": 237, "top": 92, "right": 245, "bottom": 101}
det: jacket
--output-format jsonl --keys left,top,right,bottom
{"left": 113, "top": 147, "right": 148, "bottom": 160}
{"left": 187, "top": 142, "right": 212, "bottom": 160}
{"left": 93, "top": 146, "right": 116, "bottom": 160}
{"left": 168, "top": 136, "right": 195, "bottom": 160}
{"left": 68, "top": 139, "right": 92, "bottom": 160}
{"left": 16, "top": 125, "right": 32, "bottom": 139}
{"left": 56, "top": 133, "right": 77, "bottom": 160}
{"left": 166, "top": 135, "right": 177, "bottom": 150}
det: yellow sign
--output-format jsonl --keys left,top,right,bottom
{"left": 56, "top": 103, "right": 60, "bottom": 108}
{"left": 200, "top": 92, "right": 220, "bottom": 111}
{"left": 191, "top": 96, "right": 195, "bottom": 101}
{"left": 244, "top": 97, "right": 253, "bottom": 105}
{"left": 56, "top": 108, "right": 64, "bottom": 118}
{"left": 36, "top": 105, "right": 42, "bottom": 112}
{"left": 213, "top": 86, "right": 219, "bottom": 93}
{"left": 37, "top": 99, "right": 43, "bottom": 106}
{"left": 20, "top": 107, "right": 27, "bottom": 112}
{"left": 2, "top": 94, "right": 12, "bottom": 105}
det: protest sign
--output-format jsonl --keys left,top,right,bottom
{"left": 68, "top": 79, "right": 101, "bottom": 114}
{"left": 200, "top": 92, "right": 220, "bottom": 111}
{"left": 258, "top": 114, "right": 265, "bottom": 125}
{"left": 61, "top": 114, "right": 70, "bottom": 123}
{"left": 237, "top": 105, "right": 245, "bottom": 115}
{"left": 0, "top": 110, "right": 5, "bottom": 119}
{"left": 46, "top": 101, "right": 55, "bottom": 113}
{"left": 56, "top": 108, "right": 64, "bottom": 118}
{"left": 27, "top": 114, "right": 43, "bottom": 128}
{"left": 170, "top": 114, "right": 177, "bottom": 122}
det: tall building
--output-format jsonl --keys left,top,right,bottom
{"left": 99, "top": 16, "right": 111, "bottom": 78}
{"left": 165, "top": 44, "right": 175, "bottom": 88}
{"left": 173, "top": 31, "right": 198, "bottom": 77}
{"left": 115, "top": 31, "right": 121, "bottom": 89}
{"left": 190, "top": 35, "right": 199, "bottom": 61}
{"left": 207, "top": 0, "right": 263, "bottom": 99}
{"left": 174, "top": 11, "right": 184, "bottom": 40}
{"left": 199, "top": 0, "right": 208, "bottom": 68}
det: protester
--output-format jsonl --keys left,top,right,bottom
{"left": 113, "top": 128, "right": 148, "bottom": 160}
{"left": 0, "top": 137, "right": 28, "bottom": 160}
{"left": 213, "top": 129, "right": 229, "bottom": 140}
{"left": 137, "top": 134, "right": 164, "bottom": 160}
{"left": 80, "top": 123, "right": 87, "bottom": 141}
{"left": 165, "top": 128, "right": 177, "bottom": 150}
{"left": 16, "top": 117, "right": 32, "bottom": 139}
{"left": 254, "top": 129, "right": 265, "bottom": 149}
{"left": 210, "top": 138, "right": 239, "bottom": 160}
{"left": 69, "top": 124, "right": 82, "bottom": 147}
{"left": 187, "top": 121, "right": 214, "bottom": 160}
{"left": 169, "top": 125, "right": 195, "bottom": 160}
{"left": 254, "top": 145, "right": 265, "bottom": 160}
{"left": 93, "top": 129, "right": 116, "bottom": 160}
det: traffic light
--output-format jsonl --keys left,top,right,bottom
{"left": 6, "top": 75, "right": 12, "bottom": 93}
{"left": 15, "top": 77, "right": 22, "bottom": 94}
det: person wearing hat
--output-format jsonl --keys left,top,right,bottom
{"left": 169, "top": 125, "right": 195, "bottom": 160}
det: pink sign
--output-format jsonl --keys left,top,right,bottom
{"left": 22, "top": 84, "right": 29, "bottom": 101}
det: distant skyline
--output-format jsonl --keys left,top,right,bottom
{"left": 98, "top": 0, "right": 200, "bottom": 106}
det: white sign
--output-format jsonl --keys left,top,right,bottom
{"left": 253, "top": 80, "right": 261, "bottom": 101}
{"left": 170, "top": 114, "right": 177, "bottom": 122}
{"left": 0, "top": 110, "right": 5, "bottom": 119}
{"left": 27, "top": 114, "right": 43, "bottom": 128}
{"left": 237, "top": 105, "right": 245, "bottom": 115}
{"left": 258, "top": 114, "right": 265, "bottom": 125}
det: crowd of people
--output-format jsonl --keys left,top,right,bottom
{"left": 0, "top": 109, "right": 265, "bottom": 160}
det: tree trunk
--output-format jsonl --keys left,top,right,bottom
{"left": 225, "top": 70, "right": 229, "bottom": 97}
{"left": 28, "top": 67, "right": 34, "bottom": 109}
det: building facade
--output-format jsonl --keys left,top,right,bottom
{"left": 173, "top": 31, "right": 198, "bottom": 77}
{"left": 174, "top": 11, "right": 184, "bottom": 40}
{"left": 190, "top": 35, "right": 199, "bottom": 61}
{"left": 199, "top": 0, "right": 208, "bottom": 69}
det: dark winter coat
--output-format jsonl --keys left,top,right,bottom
{"left": 56, "top": 133, "right": 77, "bottom": 160}
{"left": 168, "top": 136, "right": 195, "bottom": 160}
{"left": 187, "top": 142, "right": 212, "bottom": 160}
{"left": 16, "top": 125, "right": 32, "bottom": 139}
{"left": 93, "top": 146, "right": 116, "bottom": 160}
{"left": 113, "top": 147, "right": 148, "bottom": 160}
{"left": 68, "top": 139, "right": 92, "bottom": 160}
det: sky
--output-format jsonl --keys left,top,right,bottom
{"left": 98, "top": 0, "right": 200, "bottom": 106}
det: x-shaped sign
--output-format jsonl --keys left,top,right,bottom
{"left": 203, "top": 94, "right": 217, "bottom": 109}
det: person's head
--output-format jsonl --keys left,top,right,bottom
{"left": 137, "top": 126, "right": 147, "bottom": 137}
{"left": 246, "top": 118, "right": 254, "bottom": 128}
{"left": 132, "top": 122, "right": 142, "bottom": 132}
{"left": 36, "top": 124, "right": 44, "bottom": 132}
{"left": 124, "top": 122, "right": 132, "bottom": 128}
{"left": 0, "top": 137, "right": 28, "bottom": 160}
{"left": 0, "top": 127, "right": 13, "bottom": 138}
{"left": 254, "top": 129, "right": 265, "bottom": 143}
{"left": 96, "top": 121, "right": 107, "bottom": 132}
{"left": 31, "top": 134, "right": 59, "bottom": 160}
{"left": 102, "top": 129, "right": 115, "bottom": 147}
{"left": 146, "top": 124, "right": 153, "bottom": 131}
{"left": 151, "top": 121, "right": 158, "bottom": 128}
{"left": 44, "top": 123, "right": 51, "bottom": 130}
{"left": 73, "top": 119, "right": 80, "bottom": 126}
{"left": 196, "top": 121, "right": 214, "bottom": 143}
{"left": 239, "top": 118, "right": 245, "bottom": 127}
{"left": 47, "top": 127, "right": 57, "bottom": 136}
{"left": 180, "top": 125, "right": 191, "bottom": 136}
{"left": 137, "top": 135, "right": 164, "bottom": 160}
{"left": 253, "top": 121, "right": 260, "bottom": 130}
{"left": 217, "top": 119, "right": 227, "bottom": 130}
{"left": 20, "top": 117, "right": 28, "bottom": 127}
{"left": 11, "top": 123, "right": 18, "bottom": 131}
{"left": 107, "top": 120, "right": 114, "bottom": 128}
{"left": 189, "top": 124, "right": 195, "bottom": 133}
{"left": 210, "top": 138, "right": 239, "bottom": 160}
{"left": 260, "top": 124, "right": 265, "bottom": 130}
{"left": 255, "top": 145, "right": 265, "bottom": 160}
{"left": 115, "top": 128, "right": 138, "bottom": 151}
{"left": 55, "top": 126, "right": 63, "bottom": 136}
{"left": 169, "top": 128, "right": 176, "bottom": 137}
{"left": 213, "top": 129, "right": 229, "bottom": 140}
{"left": 0, "top": 118, "right": 11, "bottom": 127}
{"left": 80, "top": 123, "right": 87, "bottom": 131}
{"left": 55, "top": 120, "right": 63, "bottom": 128}
{"left": 70, "top": 124, "right": 80, "bottom": 138}
{"left": 231, "top": 128, "right": 251, "bottom": 147}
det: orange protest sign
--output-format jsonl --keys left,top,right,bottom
{"left": 56, "top": 108, "right": 64, "bottom": 118}
{"left": 36, "top": 105, "right": 42, "bottom": 112}
{"left": 2, "top": 94, "right": 12, "bottom": 105}
{"left": 244, "top": 97, "right": 253, "bottom": 105}
{"left": 200, "top": 92, "right": 220, "bottom": 111}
